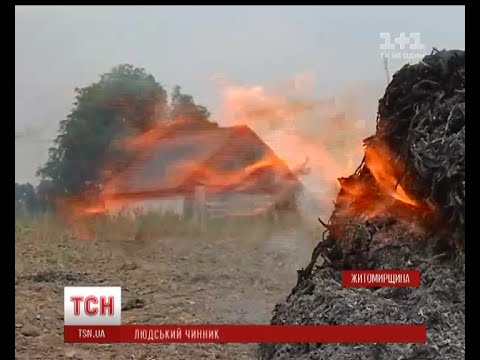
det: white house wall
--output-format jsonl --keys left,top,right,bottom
{"left": 206, "top": 193, "right": 274, "bottom": 218}
{"left": 105, "top": 192, "right": 276, "bottom": 219}
{"left": 105, "top": 196, "right": 185, "bottom": 217}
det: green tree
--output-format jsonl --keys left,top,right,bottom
{"left": 170, "top": 85, "right": 211, "bottom": 123}
{"left": 15, "top": 182, "right": 40, "bottom": 217}
{"left": 37, "top": 64, "right": 168, "bottom": 195}
{"left": 35, "top": 179, "right": 57, "bottom": 212}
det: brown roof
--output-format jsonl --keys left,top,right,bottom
{"left": 104, "top": 124, "right": 300, "bottom": 199}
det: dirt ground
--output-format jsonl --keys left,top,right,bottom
{"left": 15, "top": 218, "right": 318, "bottom": 359}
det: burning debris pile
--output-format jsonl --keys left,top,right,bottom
{"left": 258, "top": 49, "right": 465, "bottom": 360}
{"left": 376, "top": 48, "right": 465, "bottom": 235}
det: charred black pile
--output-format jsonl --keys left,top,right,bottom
{"left": 377, "top": 49, "right": 465, "bottom": 236}
{"left": 258, "top": 49, "right": 465, "bottom": 360}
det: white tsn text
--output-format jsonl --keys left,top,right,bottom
{"left": 64, "top": 286, "right": 122, "bottom": 325}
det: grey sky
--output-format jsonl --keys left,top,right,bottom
{"left": 15, "top": 5, "right": 465, "bottom": 184}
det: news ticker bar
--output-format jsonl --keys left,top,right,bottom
{"left": 64, "top": 325, "right": 427, "bottom": 343}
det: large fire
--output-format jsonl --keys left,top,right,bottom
{"left": 335, "top": 139, "right": 433, "bottom": 221}
{"left": 217, "top": 75, "right": 371, "bottom": 209}
{"left": 62, "top": 74, "right": 433, "bottom": 239}
{"left": 364, "top": 141, "right": 421, "bottom": 208}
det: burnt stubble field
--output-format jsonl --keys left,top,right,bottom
{"left": 15, "top": 215, "right": 318, "bottom": 360}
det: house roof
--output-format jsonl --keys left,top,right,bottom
{"left": 103, "top": 124, "right": 301, "bottom": 199}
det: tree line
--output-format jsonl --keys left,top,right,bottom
{"left": 16, "top": 64, "right": 215, "bottom": 216}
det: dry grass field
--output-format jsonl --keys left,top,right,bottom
{"left": 15, "top": 213, "right": 319, "bottom": 359}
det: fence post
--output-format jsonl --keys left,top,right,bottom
{"left": 194, "top": 185, "right": 206, "bottom": 224}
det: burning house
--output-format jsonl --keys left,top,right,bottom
{"left": 97, "top": 123, "right": 303, "bottom": 220}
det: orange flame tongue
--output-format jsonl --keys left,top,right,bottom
{"left": 364, "top": 141, "right": 422, "bottom": 208}
{"left": 334, "top": 140, "right": 432, "bottom": 222}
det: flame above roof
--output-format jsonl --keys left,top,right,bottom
{"left": 103, "top": 124, "right": 301, "bottom": 199}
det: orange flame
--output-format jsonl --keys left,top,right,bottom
{"left": 63, "top": 74, "right": 433, "bottom": 238}
{"left": 335, "top": 139, "right": 433, "bottom": 221}
{"left": 364, "top": 141, "right": 421, "bottom": 208}
{"left": 216, "top": 75, "right": 369, "bottom": 213}
{"left": 66, "top": 135, "right": 298, "bottom": 224}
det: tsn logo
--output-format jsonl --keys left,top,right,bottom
{"left": 64, "top": 287, "right": 122, "bottom": 325}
